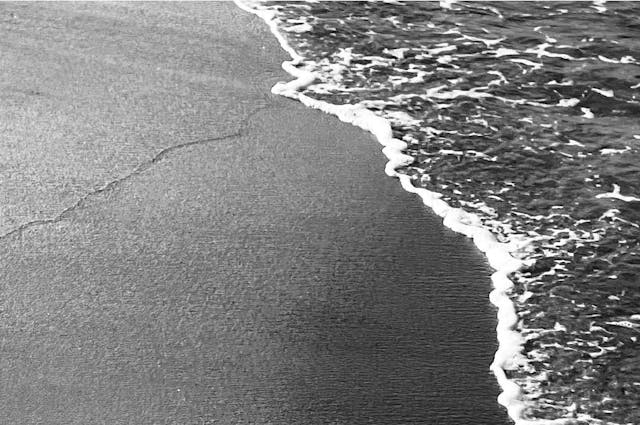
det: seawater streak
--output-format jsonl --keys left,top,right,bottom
{"left": 234, "top": 1, "right": 549, "bottom": 423}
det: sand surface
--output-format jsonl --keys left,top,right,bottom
{"left": 0, "top": 3, "right": 509, "bottom": 424}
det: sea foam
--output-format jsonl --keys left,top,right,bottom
{"left": 233, "top": 1, "right": 596, "bottom": 424}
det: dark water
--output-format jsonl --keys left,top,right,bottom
{"left": 244, "top": 1, "right": 640, "bottom": 424}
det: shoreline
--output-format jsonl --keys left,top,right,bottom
{"left": 1, "top": 3, "right": 508, "bottom": 423}
{"left": 233, "top": 1, "right": 535, "bottom": 423}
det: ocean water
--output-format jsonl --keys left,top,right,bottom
{"left": 236, "top": 1, "right": 640, "bottom": 424}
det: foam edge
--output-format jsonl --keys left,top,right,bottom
{"left": 233, "top": 2, "right": 577, "bottom": 424}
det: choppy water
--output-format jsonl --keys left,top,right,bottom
{"left": 239, "top": 1, "right": 640, "bottom": 424}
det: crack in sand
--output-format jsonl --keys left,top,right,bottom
{"left": 0, "top": 105, "right": 269, "bottom": 241}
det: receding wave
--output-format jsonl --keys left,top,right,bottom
{"left": 235, "top": 1, "right": 640, "bottom": 424}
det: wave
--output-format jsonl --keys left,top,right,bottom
{"left": 232, "top": 1, "right": 558, "bottom": 423}
{"left": 233, "top": 2, "right": 640, "bottom": 424}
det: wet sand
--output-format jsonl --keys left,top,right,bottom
{"left": 0, "top": 3, "right": 509, "bottom": 424}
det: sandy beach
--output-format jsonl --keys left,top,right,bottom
{"left": 1, "top": 3, "right": 509, "bottom": 424}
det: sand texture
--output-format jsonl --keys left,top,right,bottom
{"left": 0, "top": 3, "right": 508, "bottom": 424}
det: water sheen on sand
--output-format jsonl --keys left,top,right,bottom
{"left": 0, "top": 3, "right": 508, "bottom": 424}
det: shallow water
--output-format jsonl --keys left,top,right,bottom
{"left": 243, "top": 1, "right": 640, "bottom": 424}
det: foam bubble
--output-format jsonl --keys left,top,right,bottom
{"left": 592, "top": 88, "right": 614, "bottom": 97}
{"left": 284, "top": 22, "right": 313, "bottom": 33}
{"left": 580, "top": 107, "right": 595, "bottom": 118}
{"left": 557, "top": 98, "right": 580, "bottom": 107}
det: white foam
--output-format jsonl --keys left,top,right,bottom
{"left": 493, "top": 47, "right": 520, "bottom": 57}
{"left": 439, "top": 0, "right": 456, "bottom": 10}
{"left": 509, "top": 58, "right": 543, "bottom": 72}
{"left": 385, "top": 110, "right": 422, "bottom": 127}
{"left": 605, "top": 320, "right": 639, "bottom": 329}
{"left": 459, "top": 33, "right": 505, "bottom": 47}
{"left": 548, "top": 80, "right": 575, "bottom": 86}
{"left": 567, "top": 139, "right": 585, "bottom": 147}
{"left": 592, "top": 0, "right": 607, "bottom": 13}
{"left": 600, "top": 146, "right": 630, "bottom": 155}
{"left": 425, "top": 85, "right": 492, "bottom": 101}
{"left": 422, "top": 44, "right": 457, "bottom": 56}
{"left": 284, "top": 22, "right": 313, "bottom": 33}
{"left": 384, "top": 47, "right": 410, "bottom": 60}
{"left": 598, "top": 54, "right": 637, "bottom": 64}
{"left": 596, "top": 184, "right": 640, "bottom": 202}
{"left": 525, "top": 43, "right": 575, "bottom": 60}
{"left": 557, "top": 98, "right": 580, "bottom": 107}
{"left": 334, "top": 47, "right": 354, "bottom": 66}
{"left": 234, "top": 2, "right": 577, "bottom": 423}
{"left": 592, "top": 88, "right": 614, "bottom": 97}
{"left": 580, "top": 107, "right": 595, "bottom": 119}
